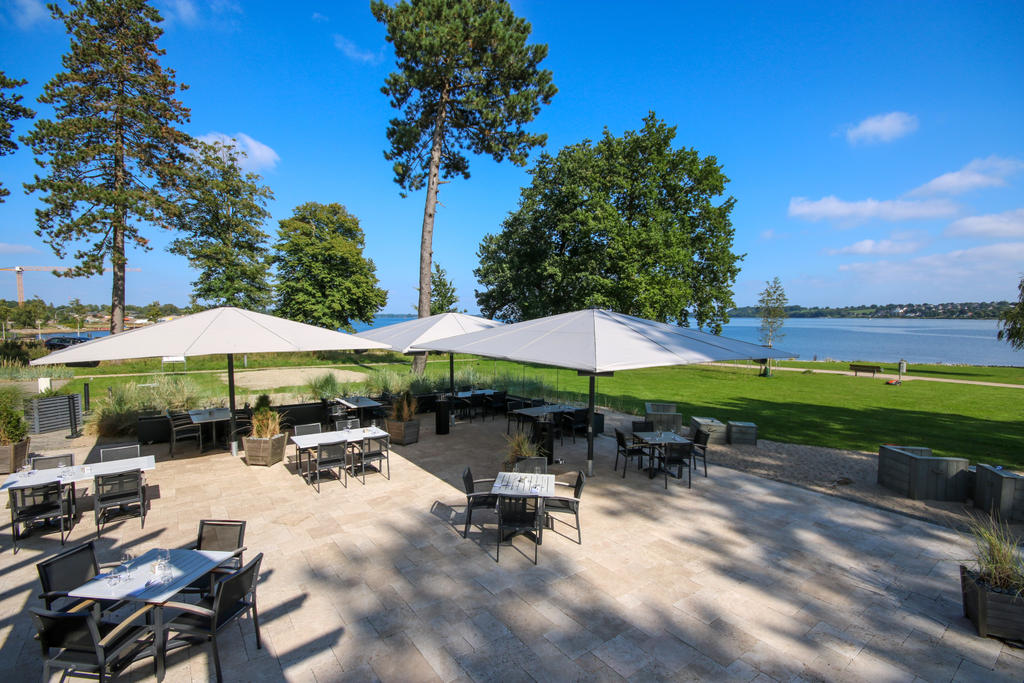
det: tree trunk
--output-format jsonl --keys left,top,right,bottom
{"left": 111, "top": 108, "right": 126, "bottom": 334}
{"left": 412, "top": 86, "right": 450, "bottom": 375}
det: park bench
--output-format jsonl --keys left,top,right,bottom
{"left": 849, "top": 363, "right": 883, "bottom": 377}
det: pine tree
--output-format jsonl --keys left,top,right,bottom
{"left": 22, "top": 0, "right": 193, "bottom": 333}
{"left": 372, "top": 0, "right": 556, "bottom": 371}
{"left": 0, "top": 71, "right": 35, "bottom": 202}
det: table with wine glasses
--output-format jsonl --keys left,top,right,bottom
{"left": 68, "top": 547, "right": 233, "bottom": 680}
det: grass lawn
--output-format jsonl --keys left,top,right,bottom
{"left": 765, "top": 359, "right": 1024, "bottom": 385}
{"left": 57, "top": 354, "right": 1023, "bottom": 470}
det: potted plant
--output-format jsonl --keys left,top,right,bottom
{"left": 0, "top": 388, "right": 30, "bottom": 474}
{"left": 242, "top": 405, "right": 286, "bottom": 467}
{"left": 502, "top": 431, "right": 538, "bottom": 472}
{"left": 960, "top": 513, "right": 1024, "bottom": 641}
{"left": 386, "top": 391, "right": 419, "bottom": 445}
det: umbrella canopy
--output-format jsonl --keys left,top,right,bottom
{"left": 416, "top": 309, "right": 797, "bottom": 473}
{"left": 31, "top": 307, "right": 390, "bottom": 454}
{"left": 354, "top": 312, "right": 503, "bottom": 354}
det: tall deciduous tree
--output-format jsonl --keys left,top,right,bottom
{"left": 273, "top": 202, "right": 388, "bottom": 332}
{"left": 372, "top": 0, "right": 556, "bottom": 371}
{"left": 22, "top": 0, "right": 192, "bottom": 333}
{"left": 0, "top": 71, "right": 35, "bottom": 202}
{"left": 997, "top": 276, "right": 1024, "bottom": 350}
{"left": 169, "top": 141, "right": 274, "bottom": 311}
{"left": 475, "top": 113, "right": 742, "bottom": 330}
{"left": 758, "top": 276, "right": 787, "bottom": 376}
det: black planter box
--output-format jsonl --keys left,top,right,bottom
{"left": 137, "top": 414, "right": 171, "bottom": 444}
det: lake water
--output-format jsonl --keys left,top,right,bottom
{"left": 43, "top": 315, "right": 1024, "bottom": 367}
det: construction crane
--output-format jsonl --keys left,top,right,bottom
{"left": 0, "top": 265, "right": 142, "bottom": 306}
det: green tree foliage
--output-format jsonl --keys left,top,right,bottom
{"left": 273, "top": 202, "right": 388, "bottom": 332}
{"left": 475, "top": 113, "right": 742, "bottom": 330}
{"left": 0, "top": 71, "right": 35, "bottom": 201}
{"left": 758, "top": 276, "right": 787, "bottom": 376}
{"left": 372, "top": 0, "right": 556, "bottom": 368}
{"left": 997, "top": 276, "right": 1024, "bottom": 350}
{"left": 21, "top": 0, "right": 193, "bottom": 333}
{"left": 168, "top": 141, "right": 274, "bottom": 310}
{"left": 416, "top": 262, "right": 461, "bottom": 315}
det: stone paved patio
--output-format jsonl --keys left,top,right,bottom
{"left": 1, "top": 414, "right": 1022, "bottom": 682}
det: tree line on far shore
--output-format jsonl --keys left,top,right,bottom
{"left": 729, "top": 301, "right": 1013, "bottom": 320}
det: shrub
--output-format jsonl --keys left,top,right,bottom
{"left": 250, "top": 408, "right": 281, "bottom": 439}
{"left": 0, "top": 385, "right": 28, "bottom": 445}
{"left": 0, "top": 358, "right": 74, "bottom": 380}
{"left": 503, "top": 431, "right": 538, "bottom": 468}
{"left": 253, "top": 393, "right": 272, "bottom": 412}
{"left": 966, "top": 513, "right": 1024, "bottom": 593}
{"left": 89, "top": 384, "right": 141, "bottom": 437}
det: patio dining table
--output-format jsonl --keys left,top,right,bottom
{"left": 188, "top": 408, "right": 232, "bottom": 450}
{"left": 68, "top": 547, "right": 233, "bottom": 680}
{"left": 512, "top": 404, "right": 577, "bottom": 421}
{"left": 633, "top": 431, "right": 691, "bottom": 477}
{"left": 491, "top": 471, "right": 556, "bottom": 542}
{"left": 1, "top": 456, "right": 156, "bottom": 491}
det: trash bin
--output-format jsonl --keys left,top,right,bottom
{"left": 531, "top": 420, "right": 555, "bottom": 465}
{"left": 435, "top": 399, "right": 450, "bottom": 436}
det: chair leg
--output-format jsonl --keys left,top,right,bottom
{"left": 211, "top": 635, "right": 223, "bottom": 683}
{"left": 495, "top": 520, "right": 500, "bottom": 562}
{"left": 464, "top": 505, "right": 473, "bottom": 538}
{"left": 252, "top": 602, "right": 262, "bottom": 649}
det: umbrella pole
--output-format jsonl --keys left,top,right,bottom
{"left": 449, "top": 353, "right": 455, "bottom": 395}
{"left": 586, "top": 375, "right": 595, "bottom": 476}
{"left": 227, "top": 353, "right": 238, "bottom": 456}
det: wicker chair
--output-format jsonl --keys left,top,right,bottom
{"left": 461, "top": 467, "right": 496, "bottom": 538}
{"left": 505, "top": 399, "right": 526, "bottom": 434}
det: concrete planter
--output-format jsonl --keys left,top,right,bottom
{"left": 961, "top": 565, "right": 1024, "bottom": 641}
{"left": 243, "top": 434, "right": 286, "bottom": 466}
{"left": 387, "top": 418, "right": 419, "bottom": 445}
{"left": 0, "top": 437, "right": 30, "bottom": 474}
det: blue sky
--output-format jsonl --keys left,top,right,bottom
{"left": 1, "top": 0, "right": 1022, "bottom": 314}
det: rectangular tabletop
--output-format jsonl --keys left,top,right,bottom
{"left": 452, "top": 389, "right": 494, "bottom": 398}
{"left": 513, "top": 404, "right": 576, "bottom": 419}
{"left": 290, "top": 426, "right": 389, "bottom": 451}
{"left": 334, "top": 396, "right": 381, "bottom": 409}
{"left": 188, "top": 408, "right": 231, "bottom": 424}
{"left": 69, "top": 548, "right": 233, "bottom": 605}
{"left": 633, "top": 431, "right": 691, "bottom": 446}
{"left": 2, "top": 455, "right": 156, "bottom": 491}
{"left": 492, "top": 471, "right": 556, "bottom": 498}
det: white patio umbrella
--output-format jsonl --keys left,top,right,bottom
{"left": 416, "top": 308, "right": 797, "bottom": 474}
{"left": 31, "top": 307, "right": 390, "bottom": 454}
{"left": 355, "top": 312, "right": 504, "bottom": 391}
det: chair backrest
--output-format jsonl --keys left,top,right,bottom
{"left": 513, "top": 457, "right": 547, "bottom": 474}
{"left": 530, "top": 399, "right": 545, "bottom": 407}
{"left": 211, "top": 553, "right": 264, "bottom": 630}
{"left": 663, "top": 441, "right": 691, "bottom": 465}
{"left": 31, "top": 453, "right": 74, "bottom": 470}
{"left": 694, "top": 429, "right": 710, "bottom": 447}
{"left": 497, "top": 495, "right": 539, "bottom": 525}
{"left": 196, "top": 520, "right": 246, "bottom": 553}
{"left": 37, "top": 541, "right": 100, "bottom": 602}
{"left": 507, "top": 399, "right": 525, "bottom": 412}
{"left": 567, "top": 471, "right": 586, "bottom": 499}
{"left": 316, "top": 441, "right": 347, "bottom": 465}
{"left": 100, "top": 444, "right": 140, "bottom": 462}
{"left": 294, "top": 423, "right": 321, "bottom": 437}
{"left": 458, "top": 385, "right": 472, "bottom": 392}
{"left": 462, "top": 467, "right": 475, "bottom": 494}
{"left": 574, "top": 408, "right": 588, "bottom": 425}
{"left": 614, "top": 428, "right": 627, "bottom": 449}
{"left": 94, "top": 470, "right": 143, "bottom": 503}
{"left": 632, "top": 421, "right": 654, "bottom": 434}
{"left": 333, "top": 417, "right": 360, "bottom": 431}
{"left": 30, "top": 607, "right": 102, "bottom": 657}
{"left": 491, "top": 391, "right": 506, "bottom": 402}
{"left": 10, "top": 482, "right": 63, "bottom": 512}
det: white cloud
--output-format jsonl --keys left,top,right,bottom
{"left": 5, "top": 0, "right": 47, "bottom": 29}
{"left": 837, "top": 243, "right": 1024, "bottom": 298}
{"left": 828, "top": 239, "right": 921, "bottom": 256}
{"left": 946, "top": 208, "right": 1024, "bottom": 239}
{"left": 909, "top": 156, "right": 1024, "bottom": 196}
{"left": 0, "top": 243, "right": 39, "bottom": 255}
{"left": 166, "top": 0, "right": 198, "bottom": 25}
{"left": 333, "top": 34, "right": 380, "bottom": 64}
{"left": 845, "top": 112, "right": 918, "bottom": 145}
{"left": 198, "top": 132, "right": 280, "bottom": 171}
{"left": 788, "top": 196, "right": 957, "bottom": 223}
{"left": 312, "top": 12, "right": 329, "bottom": 22}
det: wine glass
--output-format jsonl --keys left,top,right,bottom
{"left": 121, "top": 551, "right": 134, "bottom": 580}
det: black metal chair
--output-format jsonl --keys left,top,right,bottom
{"left": 31, "top": 453, "right": 74, "bottom": 469}
{"left": 10, "top": 482, "right": 74, "bottom": 552}
{"left": 293, "top": 422, "right": 322, "bottom": 460}
{"left": 99, "top": 444, "right": 140, "bottom": 462}
{"left": 349, "top": 435, "right": 390, "bottom": 483}
{"left": 461, "top": 467, "right": 496, "bottom": 538}
{"left": 180, "top": 520, "right": 247, "bottom": 596}
{"left": 231, "top": 409, "right": 252, "bottom": 441}
{"left": 496, "top": 496, "right": 542, "bottom": 565}
{"left": 656, "top": 442, "right": 693, "bottom": 489}
{"left": 30, "top": 604, "right": 155, "bottom": 683}
{"left": 559, "top": 409, "right": 588, "bottom": 444}
{"left": 168, "top": 411, "right": 201, "bottom": 455}
{"left": 162, "top": 553, "right": 264, "bottom": 683}
{"left": 332, "top": 417, "right": 360, "bottom": 431}
{"left": 691, "top": 429, "right": 709, "bottom": 478}
{"left": 36, "top": 541, "right": 119, "bottom": 613}
{"left": 483, "top": 391, "right": 507, "bottom": 420}
{"left": 304, "top": 440, "right": 347, "bottom": 492}
{"left": 94, "top": 470, "right": 146, "bottom": 537}
{"left": 614, "top": 429, "right": 648, "bottom": 478}
{"left": 545, "top": 471, "right": 585, "bottom": 543}
{"left": 631, "top": 420, "right": 654, "bottom": 442}
{"left": 505, "top": 399, "right": 526, "bottom": 434}
{"left": 513, "top": 457, "right": 547, "bottom": 474}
